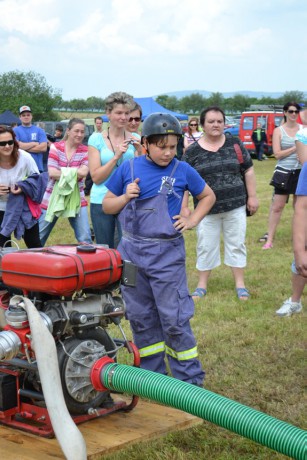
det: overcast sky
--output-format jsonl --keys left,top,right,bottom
{"left": 1, "top": 0, "right": 306, "bottom": 100}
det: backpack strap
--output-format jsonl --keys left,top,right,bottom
{"left": 234, "top": 143, "right": 244, "bottom": 164}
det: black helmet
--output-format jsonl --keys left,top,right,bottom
{"left": 142, "top": 113, "right": 182, "bottom": 138}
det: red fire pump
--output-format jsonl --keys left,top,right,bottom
{"left": 0, "top": 244, "right": 139, "bottom": 437}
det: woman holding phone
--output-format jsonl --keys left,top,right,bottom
{"left": 88, "top": 92, "right": 140, "bottom": 247}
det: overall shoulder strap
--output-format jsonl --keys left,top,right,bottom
{"left": 161, "top": 159, "right": 181, "bottom": 199}
{"left": 129, "top": 158, "right": 135, "bottom": 181}
{"left": 169, "top": 159, "right": 180, "bottom": 178}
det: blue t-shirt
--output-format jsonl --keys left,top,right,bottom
{"left": 14, "top": 125, "right": 47, "bottom": 172}
{"left": 296, "top": 127, "right": 307, "bottom": 145}
{"left": 88, "top": 132, "right": 137, "bottom": 204}
{"left": 105, "top": 155, "right": 206, "bottom": 219}
{"left": 296, "top": 162, "right": 307, "bottom": 195}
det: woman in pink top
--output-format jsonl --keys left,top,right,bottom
{"left": 39, "top": 118, "right": 92, "bottom": 246}
{"left": 183, "top": 117, "right": 203, "bottom": 154}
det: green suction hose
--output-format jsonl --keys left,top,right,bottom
{"left": 101, "top": 363, "right": 306, "bottom": 460}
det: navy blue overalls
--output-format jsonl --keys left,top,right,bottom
{"left": 118, "top": 159, "right": 205, "bottom": 385}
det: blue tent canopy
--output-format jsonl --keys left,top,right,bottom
{"left": 134, "top": 97, "right": 188, "bottom": 121}
{"left": 0, "top": 110, "right": 21, "bottom": 126}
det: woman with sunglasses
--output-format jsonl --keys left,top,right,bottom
{"left": 126, "top": 102, "right": 144, "bottom": 155}
{"left": 183, "top": 117, "right": 203, "bottom": 154}
{"left": 275, "top": 126, "right": 307, "bottom": 317}
{"left": 0, "top": 125, "right": 43, "bottom": 248}
{"left": 262, "top": 102, "right": 303, "bottom": 250}
{"left": 126, "top": 103, "right": 142, "bottom": 133}
{"left": 88, "top": 92, "right": 141, "bottom": 247}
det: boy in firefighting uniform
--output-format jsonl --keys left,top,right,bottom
{"left": 103, "top": 113, "right": 215, "bottom": 385}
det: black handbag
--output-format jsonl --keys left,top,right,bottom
{"left": 270, "top": 166, "right": 294, "bottom": 190}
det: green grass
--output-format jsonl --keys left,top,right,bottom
{"left": 103, "top": 159, "right": 305, "bottom": 460}
{"left": 13, "top": 159, "right": 306, "bottom": 459}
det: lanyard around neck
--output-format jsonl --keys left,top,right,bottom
{"left": 107, "top": 127, "right": 126, "bottom": 154}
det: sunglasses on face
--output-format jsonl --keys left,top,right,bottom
{"left": 287, "top": 110, "right": 299, "bottom": 114}
{"left": 189, "top": 123, "right": 198, "bottom": 126}
{"left": 0, "top": 140, "right": 14, "bottom": 147}
{"left": 128, "top": 117, "right": 141, "bottom": 123}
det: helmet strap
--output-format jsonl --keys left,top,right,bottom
{"left": 144, "top": 140, "right": 167, "bottom": 167}
{"left": 145, "top": 143, "right": 156, "bottom": 164}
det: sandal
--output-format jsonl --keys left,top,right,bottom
{"left": 191, "top": 288, "right": 207, "bottom": 298}
{"left": 236, "top": 287, "right": 250, "bottom": 300}
{"left": 258, "top": 232, "right": 268, "bottom": 242}
{"left": 262, "top": 242, "right": 273, "bottom": 250}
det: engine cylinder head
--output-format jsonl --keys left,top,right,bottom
{"left": 0, "top": 330, "right": 21, "bottom": 360}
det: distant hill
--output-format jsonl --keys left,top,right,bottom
{"left": 154, "top": 90, "right": 307, "bottom": 99}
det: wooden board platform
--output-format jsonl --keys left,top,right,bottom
{"left": 0, "top": 399, "right": 202, "bottom": 459}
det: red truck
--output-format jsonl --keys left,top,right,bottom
{"left": 239, "top": 111, "right": 284, "bottom": 156}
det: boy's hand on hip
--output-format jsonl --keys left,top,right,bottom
{"left": 173, "top": 215, "right": 193, "bottom": 232}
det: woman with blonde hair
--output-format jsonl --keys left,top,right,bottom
{"left": 88, "top": 92, "right": 141, "bottom": 247}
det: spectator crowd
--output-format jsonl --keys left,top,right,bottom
{"left": 0, "top": 98, "right": 305, "bottom": 386}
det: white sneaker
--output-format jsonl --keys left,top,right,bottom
{"left": 276, "top": 297, "right": 302, "bottom": 317}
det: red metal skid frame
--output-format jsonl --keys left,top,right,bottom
{"left": 0, "top": 396, "right": 132, "bottom": 438}
{"left": 0, "top": 341, "right": 140, "bottom": 437}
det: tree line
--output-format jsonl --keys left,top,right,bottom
{"left": 155, "top": 92, "right": 306, "bottom": 115}
{"left": 0, "top": 70, "right": 305, "bottom": 121}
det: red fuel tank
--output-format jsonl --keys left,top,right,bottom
{"left": 1, "top": 245, "right": 123, "bottom": 296}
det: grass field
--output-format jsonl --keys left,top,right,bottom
{"left": 57, "top": 111, "right": 104, "bottom": 122}
{"left": 18, "top": 159, "right": 305, "bottom": 459}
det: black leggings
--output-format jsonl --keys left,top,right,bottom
{"left": 0, "top": 211, "right": 42, "bottom": 248}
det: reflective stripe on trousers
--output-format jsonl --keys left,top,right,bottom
{"left": 139, "top": 342, "right": 199, "bottom": 361}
